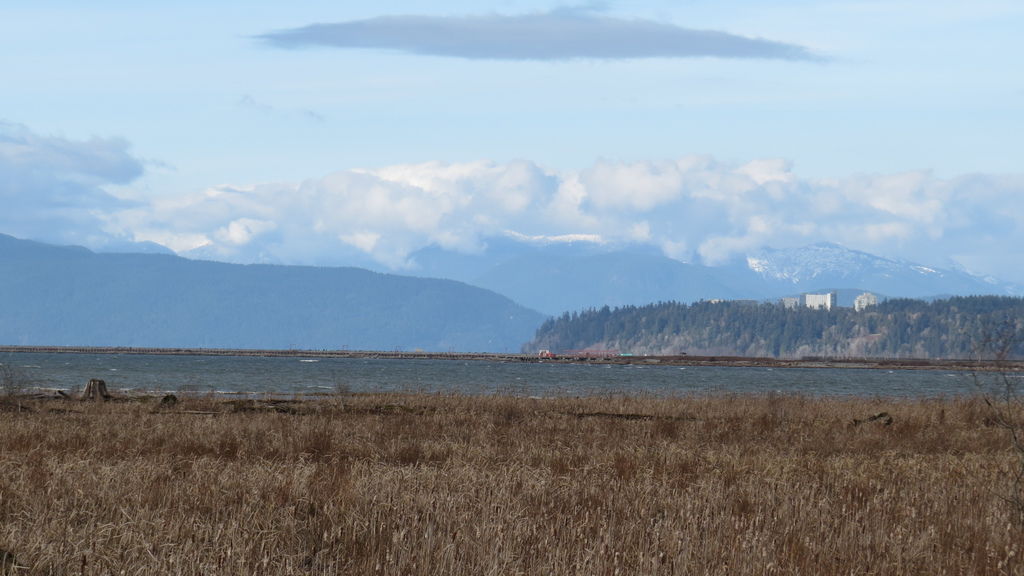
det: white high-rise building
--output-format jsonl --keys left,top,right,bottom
{"left": 854, "top": 292, "right": 878, "bottom": 311}
{"left": 803, "top": 292, "right": 836, "bottom": 311}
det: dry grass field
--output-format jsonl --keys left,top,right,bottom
{"left": 1, "top": 391, "right": 1022, "bottom": 575}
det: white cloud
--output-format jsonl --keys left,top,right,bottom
{"left": 580, "top": 158, "right": 687, "bottom": 211}
{"left": 842, "top": 171, "right": 946, "bottom": 223}
{"left": 340, "top": 231, "right": 381, "bottom": 254}
{"left": 862, "top": 221, "right": 912, "bottom": 243}
{"left": 736, "top": 158, "right": 795, "bottom": 186}
{"left": 4, "top": 127, "right": 1022, "bottom": 284}
{"left": 216, "top": 218, "right": 277, "bottom": 246}
{"left": 504, "top": 231, "right": 606, "bottom": 245}
{"left": 107, "top": 157, "right": 1022, "bottom": 284}
{"left": 0, "top": 122, "right": 143, "bottom": 246}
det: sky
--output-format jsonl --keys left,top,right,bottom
{"left": 2, "top": 1, "right": 1023, "bottom": 281}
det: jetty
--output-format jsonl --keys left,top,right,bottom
{"left": 1, "top": 345, "right": 1021, "bottom": 371}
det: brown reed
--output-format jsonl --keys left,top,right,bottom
{"left": 0, "top": 392, "right": 1021, "bottom": 575}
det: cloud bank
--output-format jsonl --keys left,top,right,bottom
{"left": 0, "top": 122, "right": 143, "bottom": 246}
{"left": 103, "top": 157, "right": 1024, "bottom": 284}
{"left": 258, "top": 10, "right": 819, "bottom": 61}
{"left": 3, "top": 123, "right": 1022, "bottom": 284}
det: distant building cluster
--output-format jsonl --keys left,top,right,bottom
{"left": 780, "top": 291, "right": 837, "bottom": 311}
{"left": 779, "top": 291, "right": 879, "bottom": 312}
{"left": 854, "top": 291, "right": 879, "bottom": 311}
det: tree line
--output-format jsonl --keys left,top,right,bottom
{"left": 525, "top": 296, "right": 1024, "bottom": 359}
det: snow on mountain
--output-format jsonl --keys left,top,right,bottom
{"left": 89, "top": 231, "right": 1022, "bottom": 315}
{"left": 747, "top": 243, "right": 908, "bottom": 283}
{"left": 744, "top": 242, "right": 1018, "bottom": 297}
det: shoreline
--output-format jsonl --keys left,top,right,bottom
{"left": 2, "top": 344, "right": 1020, "bottom": 372}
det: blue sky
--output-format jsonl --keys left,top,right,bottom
{"left": 2, "top": 1, "right": 1023, "bottom": 281}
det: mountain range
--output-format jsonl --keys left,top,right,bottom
{"left": 0, "top": 234, "right": 542, "bottom": 352}
{"left": 2, "top": 232, "right": 1018, "bottom": 351}
{"left": 745, "top": 243, "right": 1015, "bottom": 299}
{"left": 402, "top": 239, "right": 1017, "bottom": 315}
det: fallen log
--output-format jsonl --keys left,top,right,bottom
{"left": 853, "top": 411, "right": 893, "bottom": 426}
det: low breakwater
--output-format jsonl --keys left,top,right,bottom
{"left": 1, "top": 345, "right": 1019, "bottom": 371}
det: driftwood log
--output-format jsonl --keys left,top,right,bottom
{"left": 853, "top": 411, "right": 893, "bottom": 426}
{"left": 81, "top": 378, "right": 112, "bottom": 401}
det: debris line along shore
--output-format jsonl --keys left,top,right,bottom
{"left": 0, "top": 345, "right": 1019, "bottom": 371}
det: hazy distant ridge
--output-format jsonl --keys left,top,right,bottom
{"left": 0, "top": 234, "right": 542, "bottom": 352}
{"left": 406, "top": 239, "right": 1018, "bottom": 315}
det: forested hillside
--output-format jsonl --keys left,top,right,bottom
{"left": 0, "top": 234, "right": 543, "bottom": 352}
{"left": 525, "top": 296, "right": 1024, "bottom": 359}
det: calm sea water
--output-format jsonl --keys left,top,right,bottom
{"left": 0, "top": 351, "right": 1002, "bottom": 398}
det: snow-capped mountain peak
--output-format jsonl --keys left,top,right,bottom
{"left": 747, "top": 243, "right": 903, "bottom": 283}
{"left": 744, "top": 242, "right": 1018, "bottom": 296}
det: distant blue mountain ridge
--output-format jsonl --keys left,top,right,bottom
{"left": 0, "top": 233, "right": 542, "bottom": 352}
{"left": 403, "top": 239, "right": 1018, "bottom": 315}
{"left": 1, "top": 232, "right": 1016, "bottom": 351}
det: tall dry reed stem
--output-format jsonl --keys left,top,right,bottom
{"left": 0, "top": 393, "right": 1020, "bottom": 574}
